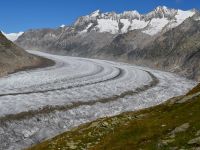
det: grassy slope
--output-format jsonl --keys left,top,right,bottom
{"left": 28, "top": 84, "right": 200, "bottom": 150}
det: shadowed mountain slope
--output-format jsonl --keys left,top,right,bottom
{"left": 0, "top": 32, "right": 54, "bottom": 77}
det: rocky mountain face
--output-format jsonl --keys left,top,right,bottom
{"left": 0, "top": 32, "right": 52, "bottom": 77}
{"left": 138, "top": 16, "right": 200, "bottom": 81}
{"left": 100, "top": 16, "right": 200, "bottom": 81}
{"left": 15, "top": 6, "right": 200, "bottom": 81}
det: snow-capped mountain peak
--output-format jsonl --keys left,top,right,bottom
{"left": 121, "top": 10, "right": 140, "bottom": 20}
{"left": 145, "top": 6, "right": 177, "bottom": 20}
{"left": 155, "top": 6, "right": 169, "bottom": 12}
{"left": 74, "top": 7, "right": 197, "bottom": 35}
{"left": 60, "top": 24, "right": 66, "bottom": 28}
{"left": 90, "top": 10, "right": 101, "bottom": 17}
{"left": 2, "top": 31, "right": 24, "bottom": 41}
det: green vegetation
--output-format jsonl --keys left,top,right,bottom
{"left": 28, "top": 83, "right": 200, "bottom": 150}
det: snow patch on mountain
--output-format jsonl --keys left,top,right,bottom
{"left": 121, "top": 19, "right": 149, "bottom": 33}
{"left": 97, "top": 19, "right": 119, "bottom": 34}
{"left": 80, "top": 23, "right": 93, "bottom": 33}
{"left": 130, "top": 19, "right": 149, "bottom": 31}
{"left": 195, "top": 17, "right": 200, "bottom": 21}
{"left": 120, "top": 19, "right": 131, "bottom": 33}
{"left": 143, "top": 18, "right": 169, "bottom": 35}
{"left": 172, "top": 10, "right": 195, "bottom": 27}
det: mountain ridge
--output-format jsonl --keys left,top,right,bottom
{"left": 11, "top": 6, "right": 197, "bottom": 36}
{"left": 71, "top": 6, "right": 196, "bottom": 35}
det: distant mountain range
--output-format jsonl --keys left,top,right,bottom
{"left": 74, "top": 6, "right": 196, "bottom": 35}
{"left": 14, "top": 6, "right": 198, "bottom": 38}
{"left": 9, "top": 6, "right": 200, "bottom": 81}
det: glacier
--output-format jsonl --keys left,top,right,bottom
{"left": 0, "top": 50, "right": 196, "bottom": 150}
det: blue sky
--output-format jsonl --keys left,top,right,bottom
{"left": 1, "top": 0, "right": 199, "bottom": 33}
